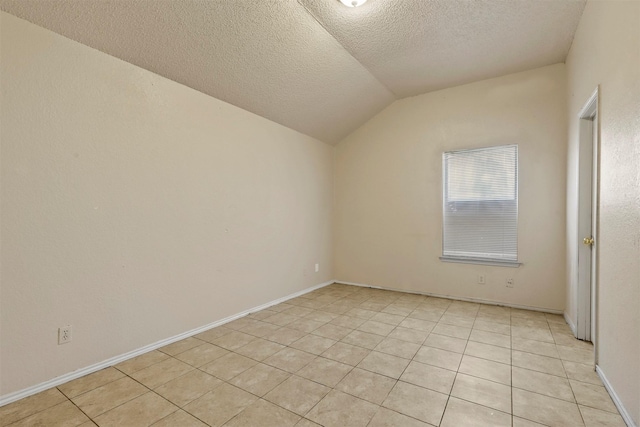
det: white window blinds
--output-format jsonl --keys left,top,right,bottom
{"left": 442, "top": 145, "right": 518, "bottom": 264}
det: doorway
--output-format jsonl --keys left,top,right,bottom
{"left": 576, "top": 88, "right": 599, "bottom": 355}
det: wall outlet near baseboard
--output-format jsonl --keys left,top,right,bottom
{"left": 506, "top": 278, "right": 514, "bottom": 288}
{"left": 478, "top": 274, "right": 486, "bottom": 284}
{"left": 58, "top": 326, "right": 72, "bottom": 345}
{"left": 315, "top": 263, "right": 319, "bottom": 273}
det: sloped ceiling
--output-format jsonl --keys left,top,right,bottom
{"left": 0, "top": 0, "right": 585, "bottom": 144}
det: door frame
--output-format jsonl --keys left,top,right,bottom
{"left": 576, "top": 87, "right": 599, "bottom": 355}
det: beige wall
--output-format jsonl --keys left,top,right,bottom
{"left": 0, "top": 12, "right": 333, "bottom": 396}
{"left": 334, "top": 64, "right": 567, "bottom": 311}
{"left": 565, "top": 1, "right": 640, "bottom": 424}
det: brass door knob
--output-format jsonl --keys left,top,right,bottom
{"left": 583, "top": 237, "right": 594, "bottom": 246}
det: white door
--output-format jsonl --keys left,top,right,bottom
{"left": 576, "top": 89, "right": 598, "bottom": 348}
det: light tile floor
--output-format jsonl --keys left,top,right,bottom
{"left": 0, "top": 284, "right": 627, "bottom": 426}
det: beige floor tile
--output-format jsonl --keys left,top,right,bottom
{"left": 290, "top": 334, "right": 336, "bottom": 355}
{"left": 229, "top": 363, "right": 290, "bottom": 397}
{"left": 288, "top": 318, "right": 326, "bottom": 333}
{"left": 464, "top": 341, "right": 511, "bottom": 364}
{"left": 321, "top": 342, "right": 370, "bottom": 366}
{"left": 512, "top": 416, "right": 547, "bottom": 426}
{"left": 563, "top": 360, "right": 600, "bottom": 385}
{"left": 475, "top": 311, "right": 511, "bottom": 325}
{"left": 433, "top": 323, "right": 472, "bottom": 340}
{"left": 469, "top": 329, "right": 511, "bottom": 348}
{"left": 335, "top": 368, "right": 396, "bottom": 404}
{"left": 264, "top": 347, "right": 317, "bottom": 372}
{"left": 154, "top": 369, "right": 222, "bottom": 407}
{"left": 413, "top": 346, "right": 462, "bottom": 371}
{"left": 387, "top": 326, "right": 429, "bottom": 344}
{"left": 311, "top": 323, "right": 352, "bottom": 341}
{"left": 306, "top": 390, "right": 379, "bottom": 427}
{"left": 440, "top": 397, "right": 511, "bottom": 427}
{"left": 381, "top": 305, "right": 413, "bottom": 317}
{"left": 409, "top": 308, "right": 445, "bottom": 322}
{"left": 451, "top": 373, "right": 512, "bottom": 413}
{"left": 158, "top": 337, "right": 204, "bottom": 356}
{"left": 264, "top": 375, "right": 331, "bottom": 416}
{"left": 239, "top": 321, "right": 281, "bottom": 338}
{"left": 558, "top": 345, "right": 594, "bottom": 365}
{"left": 297, "top": 357, "right": 352, "bottom": 387}
{"left": 358, "top": 320, "right": 396, "bottom": 336}
{"left": 93, "top": 392, "right": 177, "bottom": 427}
{"left": 445, "top": 305, "right": 480, "bottom": 319}
{"left": 512, "top": 350, "right": 567, "bottom": 377}
{"left": 183, "top": 384, "right": 257, "bottom": 427}
{"left": 225, "top": 399, "right": 300, "bottom": 426}
{"left": 284, "top": 306, "right": 315, "bottom": 317}
{"left": 246, "top": 309, "right": 278, "bottom": 320}
{"left": 263, "top": 312, "right": 298, "bottom": 327}
{"left": 512, "top": 337, "right": 559, "bottom": 358}
{"left": 424, "top": 333, "right": 467, "bottom": 353}
{"left": 72, "top": 376, "right": 148, "bottom": 418}
{"left": 174, "top": 343, "right": 229, "bottom": 367}
{"left": 511, "top": 317, "right": 550, "bottom": 329}
{"left": 553, "top": 332, "right": 595, "bottom": 350}
{"left": 346, "top": 308, "right": 378, "bottom": 319}
{"left": 382, "top": 381, "right": 448, "bottom": 425}
{"left": 193, "top": 326, "right": 232, "bottom": 343}
{"left": 458, "top": 355, "right": 511, "bottom": 385}
{"left": 374, "top": 337, "right": 420, "bottom": 359}
{"left": 399, "top": 360, "right": 456, "bottom": 394}
{"left": 264, "top": 327, "right": 307, "bottom": 345}
{"left": 399, "top": 318, "right": 436, "bottom": 332}
{"left": 210, "top": 330, "right": 257, "bottom": 351}
{"left": 58, "top": 368, "right": 124, "bottom": 399}
{"left": 368, "top": 407, "right": 430, "bottom": 427}
{"left": 151, "top": 410, "right": 208, "bottom": 426}
{"left": 329, "top": 315, "right": 366, "bottom": 329}
{"left": 0, "top": 388, "right": 68, "bottom": 426}
{"left": 341, "top": 330, "right": 385, "bottom": 349}
{"left": 114, "top": 350, "right": 169, "bottom": 375}
{"left": 357, "top": 351, "right": 410, "bottom": 379}
{"left": 579, "top": 405, "right": 627, "bottom": 427}
{"left": 511, "top": 326, "right": 554, "bottom": 343}
{"left": 7, "top": 401, "right": 89, "bottom": 427}
{"left": 235, "top": 338, "right": 285, "bottom": 361}
{"left": 129, "top": 357, "right": 194, "bottom": 389}
{"left": 511, "top": 309, "right": 547, "bottom": 320}
{"left": 200, "top": 352, "right": 257, "bottom": 381}
{"left": 295, "top": 418, "right": 322, "bottom": 427}
{"left": 512, "top": 366, "right": 574, "bottom": 402}
{"left": 513, "top": 388, "right": 585, "bottom": 426}
{"left": 472, "top": 319, "right": 511, "bottom": 335}
{"left": 225, "top": 317, "right": 260, "bottom": 331}
{"left": 439, "top": 313, "right": 475, "bottom": 328}
{"left": 305, "top": 310, "right": 339, "bottom": 323}
{"left": 370, "top": 312, "right": 406, "bottom": 326}
{"left": 570, "top": 380, "right": 618, "bottom": 413}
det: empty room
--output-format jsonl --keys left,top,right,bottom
{"left": 0, "top": 0, "right": 638, "bottom": 426}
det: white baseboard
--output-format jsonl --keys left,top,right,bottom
{"left": 596, "top": 365, "right": 637, "bottom": 427}
{"left": 564, "top": 312, "right": 577, "bottom": 335}
{"left": 336, "top": 280, "right": 564, "bottom": 314}
{"left": 0, "top": 280, "right": 334, "bottom": 407}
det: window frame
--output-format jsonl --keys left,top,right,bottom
{"left": 439, "top": 144, "right": 522, "bottom": 268}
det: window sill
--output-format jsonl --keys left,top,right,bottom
{"left": 439, "top": 256, "right": 522, "bottom": 268}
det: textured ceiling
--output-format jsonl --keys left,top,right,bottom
{"left": 0, "top": 0, "right": 585, "bottom": 144}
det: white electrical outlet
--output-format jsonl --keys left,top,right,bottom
{"left": 506, "top": 278, "right": 514, "bottom": 288}
{"left": 58, "top": 326, "right": 72, "bottom": 345}
{"left": 315, "top": 263, "right": 319, "bottom": 273}
{"left": 478, "top": 274, "right": 486, "bottom": 284}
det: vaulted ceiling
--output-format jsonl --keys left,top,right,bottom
{"left": 0, "top": 0, "right": 586, "bottom": 144}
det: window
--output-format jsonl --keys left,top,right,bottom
{"left": 441, "top": 145, "right": 519, "bottom": 266}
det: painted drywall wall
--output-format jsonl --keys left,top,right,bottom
{"left": 334, "top": 64, "right": 567, "bottom": 311}
{"left": 565, "top": 1, "right": 640, "bottom": 424}
{"left": 0, "top": 12, "right": 333, "bottom": 397}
